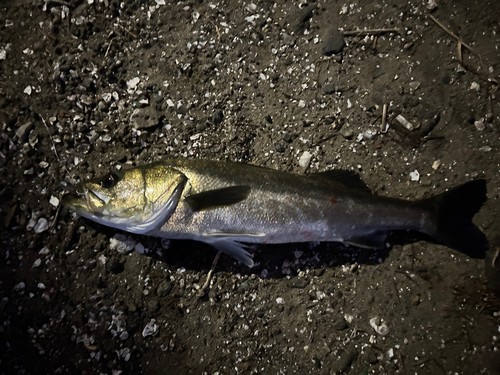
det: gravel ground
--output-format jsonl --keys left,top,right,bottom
{"left": 1, "top": 0, "right": 500, "bottom": 374}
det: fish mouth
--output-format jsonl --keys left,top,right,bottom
{"left": 61, "top": 182, "right": 106, "bottom": 216}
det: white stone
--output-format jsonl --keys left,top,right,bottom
{"left": 34, "top": 218, "right": 49, "bottom": 233}
{"left": 432, "top": 160, "right": 441, "bottom": 170}
{"left": 49, "top": 195, "right": 60, "bottom": 207}
{"left": 369, "top": 317, "right": 389, "bottom": 335}
{"left": 298, "top": 151, "right": 312, "bottom": 168}
{"left": 126, "top": 77, "right": 140, "bottom": 90}
{"left": 410, "top": 170, "right": 420, "bottom": 182}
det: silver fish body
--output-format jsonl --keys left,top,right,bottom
{"left": 63, "top": 159, "right": 487, "bottom": 266}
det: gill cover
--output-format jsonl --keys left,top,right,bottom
{"left": 64, "top": 163, "right": 187, "bottom": 234}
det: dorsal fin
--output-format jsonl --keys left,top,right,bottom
{"left": 312, "top": 170, "right": 371, "bottom": 193}
{"left": 185, "top": 186, "right": 251, "bottom": 211}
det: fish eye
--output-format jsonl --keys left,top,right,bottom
{"left": 100, "top": 173, "right": 120, "bottom": 189}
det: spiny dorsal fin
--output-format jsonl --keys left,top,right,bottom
{"left": 313, "top": 170, "right": 371, "bottom": 193}
{"left": 185, "top": 186, "right": 251, "bottom": 211}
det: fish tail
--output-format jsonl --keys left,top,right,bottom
{"left": 423, "top": 179, "right": 487, "bottom": 258}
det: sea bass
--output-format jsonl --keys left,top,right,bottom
{"left": 63, "top": 159, "right": 487, "bottom": 266}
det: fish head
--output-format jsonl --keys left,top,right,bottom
{"left": 63, "top": 163, "right": 187, "bottom": 234}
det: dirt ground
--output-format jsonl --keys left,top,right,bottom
{"left": 1, "top": 0, "right": 500, "bottom": 374}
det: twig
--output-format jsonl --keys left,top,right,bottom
{"left": 381, "top": 104, "right": 388, "bottom": 132}
{"left": 105, "top": 38, "right": 116, "bottom": 57}
{"left": 343, "top": 28, "right": 399, "bottom": 37}
{"left": 117, "top": 24, "right": 137, "bottom": 39}
{"left": 428, "top": 15, "right": 476, "bottom": 57}
{"left": 429, "top": 14, "right": 498, "bottom": 92}
{"left": 33, "top": 109, "right": 61, "bottom": 162}
{"left": 50, "top": 192, "right": 66, "bottom": 231}
{"left": 208, "top": 19, "right": 221, "bottom": 40}
{"left": 198, "top": 250, "right": 222, "bottom": 297}
{"left": 492, "top": 246, "right": 500, "bottom": 270}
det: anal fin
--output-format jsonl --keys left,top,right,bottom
{"left": 345, "top": 231, "right": 388, "bottom": 249}
{"left": 206, "top": 239, "right": 254, "bottom": 267}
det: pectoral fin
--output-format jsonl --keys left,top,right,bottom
{"left": 206, "top": 239, "right": 254, "bottom": 267}
{"left": 185, "top": 186, "right": 251, "bottom": 211}
{"left": 345, "top": 231, "right": 388, "bottom": 249}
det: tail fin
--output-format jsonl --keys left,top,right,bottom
{"left": 423, "top": 180, "right": 487, "bottom": 258}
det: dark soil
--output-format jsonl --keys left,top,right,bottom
{"left": 1, "top": 0, "right": 500, "bottom": 374}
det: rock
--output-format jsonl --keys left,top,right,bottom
{"left": 333, "top": 316, "right": 348, "bottom": 331}
{"left": 16, "top": 122, "right": 34, "bottom": 142}
{"left": 156, "top": 280, "right": 173, "bottom": 297}
{"left": 97, "top": 100, "right": 107, "bottom": 112}
{"left": 34, "top": 218, "right": 49, "bottom": 233}
{"left": 369, "top": 316, "right": 389, "bottom": 335}
{"left": 142, "top": 319, "right": 159, "bottom": 337}
{"left": 298, "top": 151, "right": 312, "bottom": 168}
{"left": 275, "top": 141, "right": 286, "bottom": 153}
{"left": 362, "top": 346, "right": 378, "bottom": 365}
{"left": 282, "top": 32, "right": 296, "bottom": 47}
{"left": 409, "top": 81, "right": 420, "bottom": 90}
{"left": 331, "top": 344, "right": 358, "bottom": 374}
{"left": 410, "top": 170, "right": 420, "bottom": 182}
{"left": 130, "top": 107, "right": 161, "bottom": 129}
{"left": 127, "top": 77, "right": 140, "bottom": 90}
{"left": 196, "top": 123, "right": 207, "bottom": 132}
{"left": 321, "top": 27, "right": 345, "bottom": 56}
{"left": 282, "top": 132, "right": 292, "bottom": 143}
{"left": 212, "top": 109, "right": 224, "bottom": 125}
{"left": 109, "top": 233, "right": 136, "bottom": 254}
{"left": 286, "top": 4, "right": 316, "bottom": 33}
{"left": 340, "top": 126, "right": 353, "bottom": 140}
{"left": 49, "top": 196, "right": 59, "bottom": 207}
{"left": 322, "top": 83, "right": 337, "bottom": 95}
{"left": 107, "top": 260, "right": 125, "bottom": 274}
{"left": 81, "top": 77, "right": 94, "bottom": 89}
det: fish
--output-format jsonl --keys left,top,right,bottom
{"left": 63, "top": 158, "right": 488, "bottom": 267}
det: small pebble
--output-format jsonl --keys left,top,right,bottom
{"left": 322, "top": 27, "right": 345, "bottom": 56}
{"left": 14, "top": 282, "right": 25, "bottom": 291}
{"left": 142, "top": 319, "right": 159, "bottom": 337}
{"left": 409, "top": 81, "right": 420, "bottom": 90}
{"left": 298, "top": 151, "right": 312, "bottom": 168}
{"left": 410, "top": 170, "right": 420, "bottom": 182}
{"left": 369, "top": 316, "right": 389, "bottom": 336}
{"left": 49, "top": 196, "right": 59, "bottom": 207}
{"left": 34, "top": 218, "right": 49, "bottom": 233}
{"left": 432, "top": 160, "right": 441, "bottom": 170}
{"left": 333, "top": 316, "right": 348, "bottom": 331}
{"left": 396, "top": 114, "right": 414, "bottom": 131}
{"left": 474, "top": 119, "right": 485, "bottom": 131}
{"left": 127, "top": 77, "right": 140, "bottom": 90}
